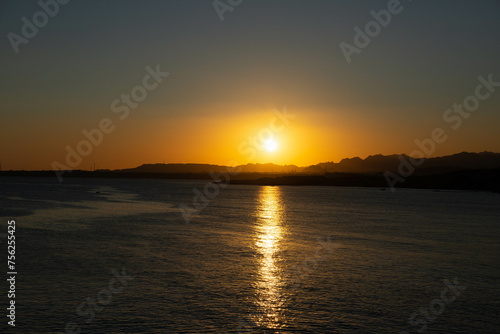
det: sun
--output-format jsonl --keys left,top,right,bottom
{"left": 265, "top": 138, "right": 278, "bottom": 152}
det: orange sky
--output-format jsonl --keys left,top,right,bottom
{"left": 2, "top": 103, "right": 500, "bottom": 171}
{"left": 1, "top": 2, "right": 500, "bottom": 171}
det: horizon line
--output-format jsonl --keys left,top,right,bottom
{"left": 2, "top": 151, "right": 499, "bottom": 172}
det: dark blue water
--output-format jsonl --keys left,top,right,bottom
{"left": 1, "top": 177, "right": 499, "bottom": 333}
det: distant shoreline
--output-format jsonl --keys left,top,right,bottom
{"left": 1, "top": 169, "right": 499, "bottom": 193}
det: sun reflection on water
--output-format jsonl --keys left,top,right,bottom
{"left": 253, "top": 186, "right": 286, "bottom": 329}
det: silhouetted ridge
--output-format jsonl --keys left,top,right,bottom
{"left": 116, "top": 152, "right": 500, "bottom": 174}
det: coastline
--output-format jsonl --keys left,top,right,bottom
{"left": 2, "top": 168, "right": 499, "bottom": 193}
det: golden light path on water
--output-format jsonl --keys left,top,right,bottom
{"left": 253, "top": 186, "right": 286, "bottom": 329}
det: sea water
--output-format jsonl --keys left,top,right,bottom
{"left": 0, "top": 177, "right": 499, "bottom": 333}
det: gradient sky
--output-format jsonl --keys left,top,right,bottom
{"left": 1, "top": 0, "right": 500, "bottom": 170}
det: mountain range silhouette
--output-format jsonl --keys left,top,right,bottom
{"left": 117, "top": 151, "right": 500, "bottom": 175}
{"left": 2, "top": 152, "right": 499, "bottom": 192}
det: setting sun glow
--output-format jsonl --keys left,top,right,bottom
{"left": 265, "top": 139, "right": 278, "bottom": 152}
